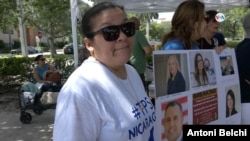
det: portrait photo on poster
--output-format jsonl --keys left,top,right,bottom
{"left": 161, "top": 96, "right": 188, "bottom": 141}
{"left": 225, "top": 84, "right": 241, "bottom": 118}
{"left": 220, "top": 55, "right": 235, "bottom": 76}
{"left": 154, "top": 53, "right": 189, "bottom": 97}
{"left": 189, "top": 51, "right": 217, "bottom": 88}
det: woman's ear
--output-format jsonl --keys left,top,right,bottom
{"left": 84, "top": 38, "right": 94, "bottom": 55}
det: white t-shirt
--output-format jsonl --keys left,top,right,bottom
{"left": 53, "top": 58, "right": 156, "bottom": 141}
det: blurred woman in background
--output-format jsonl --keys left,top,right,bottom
{"left": 162, "top": 0, "right": 207, "bottom": 50}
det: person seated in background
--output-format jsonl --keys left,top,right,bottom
{"left": 33, "top": 55, "right": 62, "bottom": 92}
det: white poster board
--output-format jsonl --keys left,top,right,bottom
{"left": 152, "top": 49, "right": 241, "bottom": 141}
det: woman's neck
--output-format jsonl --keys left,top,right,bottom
{"left": 171, "top": 71, "right": 177, "bottom": 80}
{"left": 98, "top": 59, "right": 127, "bottom": 79}
{"left": 109, "top": 66, "right": 127, "bottom": 79}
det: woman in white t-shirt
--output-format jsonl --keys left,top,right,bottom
{"left": 53, "top": 2, "right": 155, "bottom": 141}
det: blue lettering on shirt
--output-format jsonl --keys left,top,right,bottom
{"left": 132, "top": 97, "right": 154, "bottom": 118}
{"left": 128, "top": 110, "right": 156, "bottom": 140}
{"left": 132, "top": 105, "right": 141, "bottom": 119}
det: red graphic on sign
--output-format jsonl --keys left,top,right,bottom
{"left": 193, "top": 88, "right": 218, "bottom": 125}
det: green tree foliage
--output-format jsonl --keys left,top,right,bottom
{"left": 135, "top": 13, "right": 158, "bottom": 40}
{"left": 219, "top": 7, "right": 249, "bottom": 39}
{"left": 135, "top": 13, "right": 159, "bottom": 23}
{"left": 24, "top": 0, "right": 71, "bottom": 56}
{"left": 128, "top": 13, "right": 159, "bottom": 40}
{"left": 149, "top": 21, "right": 171, "bottom": 41}
{"left": 0, "top": 0, "right": 90, "bottom": 57}
{"left": 0, "top": 0, "right": 18, "bottom": 32}
{"left": 24, "top": 0, "right": 90, "bottom": 57}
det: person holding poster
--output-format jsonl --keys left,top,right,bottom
{"left": 166, "top": 55, "right": 186, "bottom": 94}
{"left": 197, "top": 10, "right": 225, "bottom": 54}
{"left": 226, "top": 89, "right": 238, "bottom": 117}
{"left": 161, "top": 0, "right": 206, "bottom": 50}
{"left": 164, "top": 101, "right": 183, "bottom": 141}
{"left": 192, "top": 53, "right": 208, "bottom": 87}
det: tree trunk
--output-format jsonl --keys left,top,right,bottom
{"left": 146, "top": 18, "right": 150, "bottom": 40}
{"left": 48, "top": 38, "right": 56, "bottom": 58}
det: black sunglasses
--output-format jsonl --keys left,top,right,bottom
{"left": 40, "top": 58, "right": 45, "bottom": 61}
{"left": 86, "top": 22, "right": 135, "bottom": 41}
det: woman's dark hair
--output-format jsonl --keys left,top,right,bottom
{"left": 80, "top": 2, "right": 124, "bottom": 39}
{"left": 227, "top": 89, "right": 236, "bottom": 108}
{"left": 206, "top": 10, "right": 218, "bottom": 22}
{"left": 35, "top": 55, "right": 43, "bottom": 61}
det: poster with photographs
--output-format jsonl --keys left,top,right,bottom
{"left": 152, "top": 49, "right": 241, "bottom": 141}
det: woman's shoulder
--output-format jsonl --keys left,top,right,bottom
{"left": 176, "top": 71, "right": 185, "bottom": 80}
{"left": 175, "top": 70, "right": 182, "bottom": 76}
{"left": 162, "top": 39, "right": 184, "bottom": 50}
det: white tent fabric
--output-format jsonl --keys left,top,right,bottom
{"left": 91, "top": 0, "right": 249, "bottom": 13}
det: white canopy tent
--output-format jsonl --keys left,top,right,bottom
{"left": 91, "top": 0, "right": 249, "bottom": 13}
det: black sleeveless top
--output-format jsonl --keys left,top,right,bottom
{"left": 197, "top": 37, "right": 218, "bottom": 49}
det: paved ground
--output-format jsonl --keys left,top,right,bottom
{"left": 0, "top": 90, "right": 55, "bottom": 141}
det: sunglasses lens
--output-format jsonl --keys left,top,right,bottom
{"left": 100, "top": 22, "right": 135, "bottom": 41}
{"left": 121, "top": 22, "right": 135, "bottom": 37}
{"left": 101, "top": 26, "right": 120, "bottom": 41}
